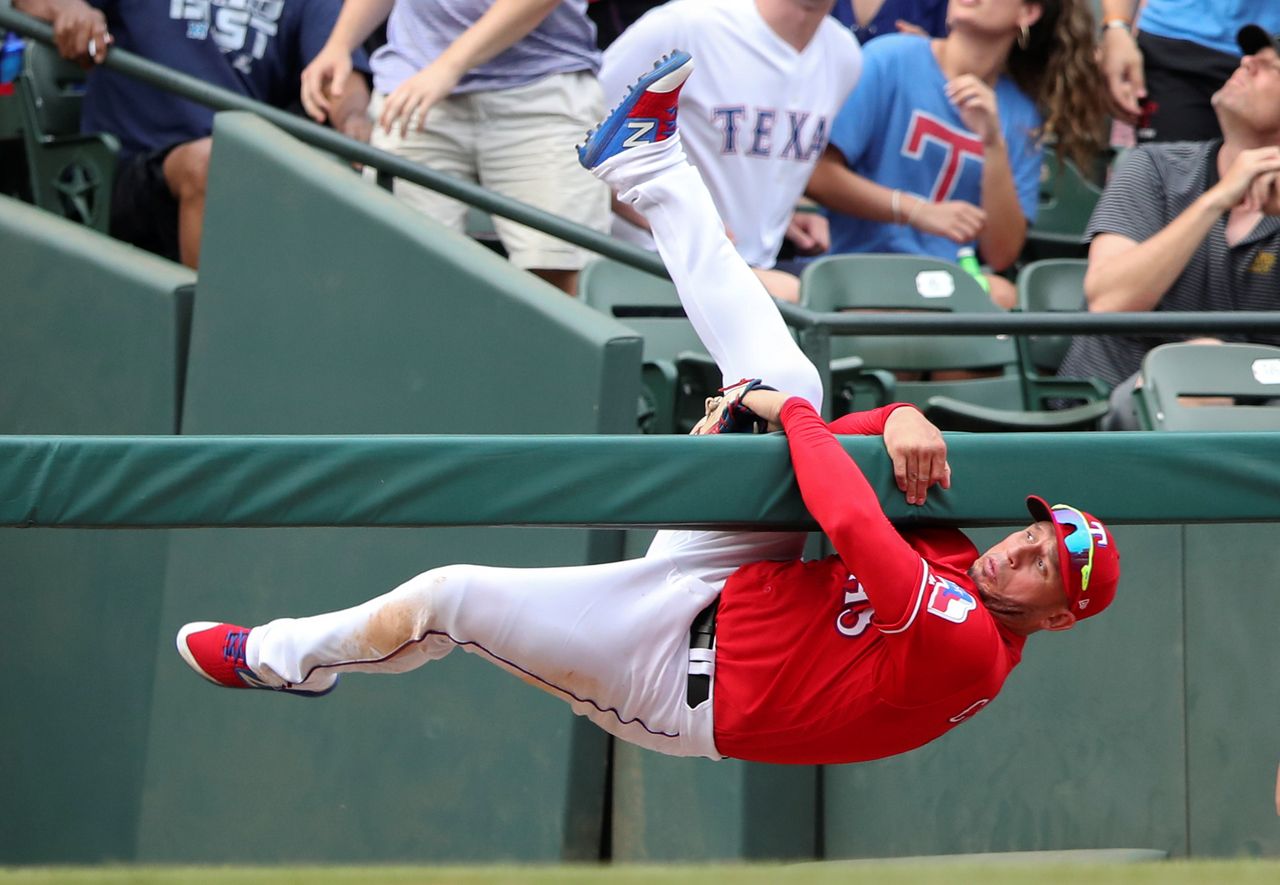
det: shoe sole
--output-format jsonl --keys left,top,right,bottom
{"left": 578, "top": 50, "right": 692, "bottom": 169}
{"left": 176, "top": 621, "right": 336, "bottom": 697}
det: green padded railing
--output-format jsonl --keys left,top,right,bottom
{"left": 4, "top": 432, "right": 1280, "bottom": 528}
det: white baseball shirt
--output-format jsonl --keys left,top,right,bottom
{"left": 599, "top": 0, "right": 862, "bottom": 269}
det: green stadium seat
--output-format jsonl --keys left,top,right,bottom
{"left": 799, "top": 253, "right": 1109, "bottom": 431}
{"left": 0, "top": 34, "right": 117, "bottom": 231}
{"left": 579, "top": 256, "right": 719, "bottom": 433}
{"left": 1134, "top": 342, "right": 1280, "bottom": 431}
{"left": 1014, "top": 258, "right": 1112, "bottom": 407}
{"left": 1021, "top": 147, "right": 1103, "bottom": 263}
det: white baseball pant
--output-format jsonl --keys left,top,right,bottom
{"left": 247, "top": 137, "right": 823, "bottom": 758}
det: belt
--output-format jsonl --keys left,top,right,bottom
{"left": 686, "top": 597, "right": 719, "bottom": 707}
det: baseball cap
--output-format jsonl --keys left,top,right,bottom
{"left": 1238, "top": 24, "right": 1280, "bottom": 57}
{"left": 1026, "top": 496, "right": 1120, "bottom": 621}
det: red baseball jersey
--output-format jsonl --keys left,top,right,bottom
{"left": 712, "top": 399, "right": 1025, "bottom": 764}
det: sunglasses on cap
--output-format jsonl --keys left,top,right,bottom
{"left": 1050, "top": 504, "right": 1096, "bottom": 593}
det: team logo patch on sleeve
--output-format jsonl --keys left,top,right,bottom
{"left": 926, "top": 573, "right": 977, "bottom": 624}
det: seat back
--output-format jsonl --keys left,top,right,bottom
{"left": 1022, "top": 148, "right": 1102, "bottom": 262}
{"left": 579, "top": 257, "right": 705, "bottom": 360}
{"left": 799, "top": 253, "right": 1024, "bottom": 411}
{"left": 1017, "top": 258, "right": 1088, "bottom": 374}
{"left": 1138, "top": 342, "right": 1280, "bottom": 431}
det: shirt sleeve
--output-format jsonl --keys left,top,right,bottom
{"left": 1084, "top": 146, "right": 1167, "bottom": 244}
{"left": 779, "top": 397, "right": 927, "bottom": 627}
{"left": 827, "top": 402, "right": 918, "bottom": 436}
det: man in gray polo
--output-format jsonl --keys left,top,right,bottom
{"left": 1058, "top": 23, "right": 1280, "bottom": 429}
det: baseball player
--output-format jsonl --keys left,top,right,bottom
{"left": 176, "top": 52, "right": 1122, "bottom": 765}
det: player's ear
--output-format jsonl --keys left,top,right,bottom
{"left": 1041, "top": 609, "right": 1076, "bottom": 633}
{"left": 1018, "top": 2, "right": 1043, "bottom": 31}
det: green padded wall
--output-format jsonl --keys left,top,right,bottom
{"left": 822, "top": 524, "right": 1189, "bottom": 858}
{"left": 0, "top": 196, "right": 194, "bottom": 862}
{"left": 1184, "top": 524, "right": 1280, "bottom": 857}
{"left": 135, "top": 113, "right": 641, "bottom": 863}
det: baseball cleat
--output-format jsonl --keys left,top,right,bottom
{"left": 577, "top": 50, "right": 692, "bottom": 170}
{"left": 176, "top": 621, "right": 336, "bottom": 697}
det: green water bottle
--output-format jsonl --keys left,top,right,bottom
{"left": 956, "top": 246, "right": 990, "bottom": 293}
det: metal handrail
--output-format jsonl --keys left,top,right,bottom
{"left": 6, "top": 7, "right": 1280, "bottom": 338}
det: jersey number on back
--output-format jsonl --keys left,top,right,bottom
{"left": 836, "top": 577, "right": 874, "bottom": 638}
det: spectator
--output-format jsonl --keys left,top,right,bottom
{"left": 597, "top": 0, "right": 861, "bottom": 303}
{"left": 805, "top": 0, "right": 1108, "bottom": 309}
{"left": 831, "top": 0, "right": 948, "bottom": 45}
{"left": 1099, "top": 0, "right": 1280, "bottom": 143}
{"left": 15, "top": 0, "right": 371, "bottom": 269}
{"left": 300, "top": 0, "right": 610, "bottom": 298}
{"left": 1058, "top": 24, "right": 1280, "bottom": 431}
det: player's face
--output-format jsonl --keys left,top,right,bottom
{"left": 969, "top": 521, "right": 1066, "bottom": 626}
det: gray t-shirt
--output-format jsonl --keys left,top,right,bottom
{"left": 370, "top": 0, "right": 600, "bottom": 96}
{"left": 1059, "top": 141, "right": 1280, "bottom": 387}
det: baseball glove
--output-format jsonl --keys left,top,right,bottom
{"left": 690, "top": 378, "right": 778, "bottom": 435}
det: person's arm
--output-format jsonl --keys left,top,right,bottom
{"left": 14, "top": 0, "right": 110, "bottom": 64}
{"left": 1097, "top": 0, "right": 1144, "bottom": 124}
{"left": 945, "top": 74, "right": 1024, "bottom": 270}
{"left": 775, "top": 396, "right": 928, "bottom": 625}
{"left": 299, "top": 0, "right": 394, "bottom": 124}
{"left": 1085, "top": 147, "right": 1280, "bottom": 312}
{"left": 329, "top": 70, "right": 372, "bottom": 143}
{"left": 806, "top": 146, "right": 987, "bottom": 244}
{"left": 378, "top": 0, "right": 561, "bottom": 135}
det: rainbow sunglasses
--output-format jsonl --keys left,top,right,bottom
{"left": 1050, "top": 504, "right": 1096, "bottom": 593}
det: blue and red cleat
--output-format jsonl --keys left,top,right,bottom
{"left": 578, "top": 50, "right": 692, "bottom": 170}
{"left": 176, "top": 621, "right": 336, "bottom": 697}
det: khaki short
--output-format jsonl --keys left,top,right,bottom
{"left": 368, "top": 71, "right": 611, "bottom": 271}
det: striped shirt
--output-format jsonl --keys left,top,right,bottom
{"left": 1058, "top": 141, "right": 1280, "bottom": 388}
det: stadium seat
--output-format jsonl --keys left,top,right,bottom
{"left": 578, "top": 257, "right": 719, "bottom": 433}
{"left": 1021, "top": 147, "right": 1102, "bottom": 263}
{"left": 0, "top": 35, "right": 117, "bottom": 231}
{"left": 798, "top": 253, "right": 1109, "bottom": 431}
{"left": 1014, "top": 258, "right": 1111, "bottom": 407}
{"left": 1134, "top": 342, "right": 1280, "bottom": 431}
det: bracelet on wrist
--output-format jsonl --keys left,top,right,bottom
{"left": 1101, "top": 17, "right": 1132, "bottom": 35}
{"left": 905, "top": 195, "right": 924, "bottom": 227}
{"left": 891, "top": 189, "right": 903, "bottom": 223}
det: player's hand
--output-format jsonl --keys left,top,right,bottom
{"left": 908, "top": 199, "right": 986, "bottom": 243}
{"left": 883, "top": 406, "right": 950, "bottom": 506}
{"left": 51, "top": 0, "right": 111, "bottom": 67}
{"left": 1207, "top": 146, "right": 1280, "bottom": 213}
{"left": 785, "top": 211, "right": 829, "bottom": 256}
{"left": 1099, "top": 26, "right": 1146, "bottom": 124}
{"left": 945, "top": 75, "right": 1000, "bottom": 146}
{"left": 300, "top": 43, "right": 354, "bottom": 125}
{"left": 379, "top": 60, "right": 462, "bottom": 137}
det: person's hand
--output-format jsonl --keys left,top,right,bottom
{"left": 785, "top": 211, "right": 829, "bottom": 256}
{"left": 882, "top": 406, "right": 950, "bottom": 505}
{"left": 300, "top": 43, "right": 354, "bottom": 125}
{"left": 1207, "top": 146, "right": 1280, "bottom": 213}
{"left": 895, "top": 19, "right": 928, "bottom": 37}
{"left": 1099, "top": 26, "right": 1145, "bottom": 124}
{"left": 50, "top": 0, "right": 111, "bottom": 67}
{"left": 945, "top": 74, "right": 1001, "bottom": 146}
{"left": 908, "top": 199, "right": 986, "bottom": 243}
{"left": 379, "top": 60, "right": 462, "bottom": 137}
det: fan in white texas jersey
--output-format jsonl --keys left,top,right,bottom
{"left": 598, "top": 0, "right": 861, "bottom": 302}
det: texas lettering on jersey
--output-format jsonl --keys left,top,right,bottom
{"left": 901, "top": 109, "right": 985, "bottom": 201}
{"left": 711, "top": 106, "right": 831, "bottom": 163}
{"left": 170, "top": 0, "right": 283, "bottom": 72}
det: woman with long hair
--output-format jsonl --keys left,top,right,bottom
{"left": 806, "top": 0, "right": 1108, "bottom": 307}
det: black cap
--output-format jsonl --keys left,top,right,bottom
{"left": 1238, "top": 24, "right": 1280, "bottom": 56}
